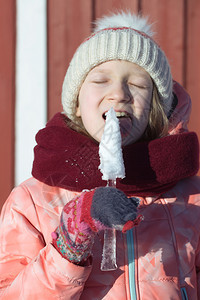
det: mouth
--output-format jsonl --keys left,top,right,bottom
{"left": 102, "top": 111, "right": 132, "bottom": 120}
{"left": 102, "top": 110, "right": 133, "bottom": 143}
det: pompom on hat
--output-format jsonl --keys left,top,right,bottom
{"left": 62, "top": 11, "right": 173, "bottom": 120}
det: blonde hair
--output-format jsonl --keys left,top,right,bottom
{"left": 142, "top": 85, "right": 169, "bottom": 141}
{"left": 65, "top": 84, "right": 169, "bottom": 142}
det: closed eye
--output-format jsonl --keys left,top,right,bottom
{"left": 92, "top": 80, "right": 108, "bottom": 84}
{"left": 128, "top": 82, "right": 147, "bottom": 89}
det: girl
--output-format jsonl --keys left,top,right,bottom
{"left": 0, "top": 11, "right": 200, "bottom": 300}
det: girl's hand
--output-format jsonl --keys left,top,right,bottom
{"left": 51, "top": 187, "right": 141, "bottom": 265}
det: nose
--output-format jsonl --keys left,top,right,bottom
{"left": 107, "top": 81, "right": 132, "bottom": 103}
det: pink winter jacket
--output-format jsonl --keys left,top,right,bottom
{"left": 0, "top": 82, "right": 200, "bottom": 299}
{"left": 0, "top": 176, "right": 200, "bottom": 299}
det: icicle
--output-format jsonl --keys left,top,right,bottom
{"left": 99, "top": 108, "right": 125, "bottom": 271}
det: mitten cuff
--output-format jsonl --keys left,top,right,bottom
{"left": 51, "top": 225, "right": 93, "bottom": 264}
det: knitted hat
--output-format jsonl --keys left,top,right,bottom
{"left": 62, "top": 11, "right": 173, "bottom": 120}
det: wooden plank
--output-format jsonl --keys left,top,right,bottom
{"left": 0, "top": 0, "right": 16, "bottom": 210}
{"left": 141, "top": 0, "right": 185, "bottom": 85}
{"left": 94, "top": 0, "right": 139, "bottom": 18}
{"left": 186, "top": 0, "right": 200, "bottom": 142}
{"left": 47, "top": 0, "right": 92, "bottom": 119}
{"left": 15, "top": 0, "right": 47, "bottom": 186}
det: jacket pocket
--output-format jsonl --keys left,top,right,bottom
{"left": 181, "top": 287, "right": 188, "bottom": 300}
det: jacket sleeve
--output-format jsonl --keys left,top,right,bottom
{"left": 0, "top": 185, "right": 92, "bottom": 299}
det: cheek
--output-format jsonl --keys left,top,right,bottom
{"left": 78, "top": 88, "right": 92, "bottom": 116}
{"left": 79, "top": 86, "right": 100, "bottom": 108}
{"left": 134, "top": 95, "right": 151, "bottom": 118}
{"left": 77, "top": 90, "right": 101, "bottom": 132}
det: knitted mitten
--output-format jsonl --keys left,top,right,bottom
{"left": 52, "top": 187, "right": 142, "bottom": 264}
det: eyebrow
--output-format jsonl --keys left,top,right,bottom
{"left": 90, "top": 69, "right": 110, "bottom": 75}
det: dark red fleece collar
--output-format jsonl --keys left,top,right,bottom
{"left": 32, "top": 113, "right": 199, "bottom": 197}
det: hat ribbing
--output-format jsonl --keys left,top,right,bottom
{"left": 62, "top": 12, "right": 173, "bottom": 120}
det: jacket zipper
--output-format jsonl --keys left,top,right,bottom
{"left": 126, "top": 229, "right": 137, "bottom": 300}
{"left": 181, "top": 287, "right": 188, "bottom": 300}
{"left": 161, "top": 200, "right": 189, "bottom": 300}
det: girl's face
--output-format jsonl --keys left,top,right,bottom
{"left": 76, "top": 60, "right": 153, "bottom": 145}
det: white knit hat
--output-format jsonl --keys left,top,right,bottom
{"left": 62, "top": 11, "right": 173, "bottom": 120}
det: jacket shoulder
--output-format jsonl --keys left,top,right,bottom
{"left": 168, "top": 176, "right": 200, "bottom": 205}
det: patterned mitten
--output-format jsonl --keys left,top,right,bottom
{"left": 52, "top": 187, "right": 142, "bottom": 264}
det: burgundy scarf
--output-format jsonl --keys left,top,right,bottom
{"left": 32, "top": 113, "right": 199, "bottom": 197}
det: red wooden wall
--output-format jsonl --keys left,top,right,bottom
{"left": 0, "top": 0, "right": 200, "bottom": 210}
{"left": 0, "top": 0, "right": 16, "bottom": 209}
